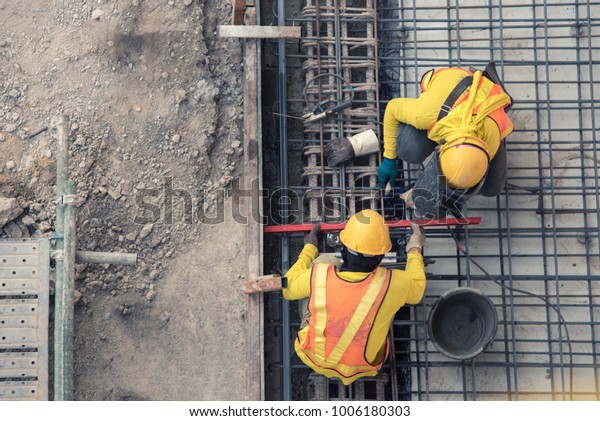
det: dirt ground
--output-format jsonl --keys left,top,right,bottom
{"left": 1, "top": 0, "right": 248, "bottom": 400}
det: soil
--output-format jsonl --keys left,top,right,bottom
{"left": 1, "top": 0, "right": 248, "bottom": 400}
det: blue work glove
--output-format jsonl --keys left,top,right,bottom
{"left": 378, "top": 157, "right": 398, "bottom": 188}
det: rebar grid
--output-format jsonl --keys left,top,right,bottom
{"left": 265, "top": 0, "right": 600, "bottom": 401}
{"left": 381, "top": 0, "right": 600, "bottom": 401}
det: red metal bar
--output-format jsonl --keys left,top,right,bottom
{"left": 263, "top": 217, "right": 481, "bottom": 233}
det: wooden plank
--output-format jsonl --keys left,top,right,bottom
{"left": 242, "top": 275, "right": 284, "bottom": 294}
{"left": 242, "top": 7, "right": 264, "bottom": 401}
{"left": 219, "top": 25, "right": 301, "bottom": 39}
{"left": 232, "top": 0, "right": 246, "bottom": 25}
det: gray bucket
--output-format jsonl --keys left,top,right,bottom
{"left": 428, "top": 287, "right": 498, "bottom": 360}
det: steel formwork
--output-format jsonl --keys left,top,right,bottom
{"left": 262, "top": 0, "right": 600, "bottom": 401}
{"left": 0, "top": 240, "right": 50, "bottom": 401}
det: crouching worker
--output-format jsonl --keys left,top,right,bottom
{"left": 283, "top": 210, "right": 426, "bottom": 385}
{"left": 378, "top": 63, "right": 514, "bottom": 219}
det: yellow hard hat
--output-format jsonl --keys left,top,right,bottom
{"left": 439, "top": 137, "right": 490, "bottom": 189}
{"left": 339, "top": 209, "right": 392, "bottom": 255}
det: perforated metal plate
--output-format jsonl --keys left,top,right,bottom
{"left": 0, "top": 240, "right": 50, "bottom": 401}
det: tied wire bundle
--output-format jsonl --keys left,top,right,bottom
{"left": 429, "top": 71, "right": 512, "bottom": 147}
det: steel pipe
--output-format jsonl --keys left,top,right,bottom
{"left": 75, "top": 251, "right": 138, "bottom": 266}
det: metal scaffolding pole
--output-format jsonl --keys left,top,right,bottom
{"left": 51, "top": 116, "right": 76, "bottom": 401}
{"left": 51, "top": 116, "right": 138, "bottom": 400}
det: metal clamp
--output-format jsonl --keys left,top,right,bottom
{"left": 57, "top": 194, "right": 83, "bottom": 205}
{"left": 51, "top": 250, "right": 64, "bottom": 261}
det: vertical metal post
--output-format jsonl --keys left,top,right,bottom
{"left": 52, "top": 116, "right": 76, "bottom": 400}
{"left": 52, "top": 116, "right": 67, "bottom": 400}
{"left": 61, "top": 183, "right": 77, "bottom": 400}
{"left": 276, "top": 0, "right": 291, "bottom": 401}
{"left": 333, "top": 1, "right": 346, "bottom": 220}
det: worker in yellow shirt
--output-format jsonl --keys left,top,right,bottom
{"left": 377, "top": 63, "right": 513, "bottom": 219}
{"left": 283, "top": 209, "right": 426, "bottom": 385}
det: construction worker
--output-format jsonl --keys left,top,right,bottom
{"left": 283, "top": 210, "right": 426, "bottom": 385}
{"left": 377, "top": 63, "right": 513, "bottom": 218}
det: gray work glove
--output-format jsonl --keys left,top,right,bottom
{"left": 304, "top": 223, "right": 321, "bottom": 248}
{"left": 324, "top": 130, "right": 380, "bottom": 167}
{"left": 324, "top": 136, "right": 355, "bottom": 167}
{"left": 406, "top": 222, "right": 425, "bottom": 253}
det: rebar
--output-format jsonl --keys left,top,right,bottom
{"left": 385, "top": 0, "right": 600, "bottom": 401}
{"left": 264, "top": 0, "right": 600, "bottom": 401}
{"left": 301, "top": 0, "right": 380, "bottom": 222}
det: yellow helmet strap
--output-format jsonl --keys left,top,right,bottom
{"left": 456, "top": 142, "right": 491, "bottom": 164}
{"left": 439, "top": 140, "right": 491, "bottom": 164}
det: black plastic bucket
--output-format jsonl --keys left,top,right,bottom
{"left": 428, "top": 287, "right": 498, "bottom": 360}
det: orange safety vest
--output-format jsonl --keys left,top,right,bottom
{"left": 421, "top": 67, "right": 513, "bottom": 141}
{"left": 296, "top": 263, "right": 391, "bottom": 384}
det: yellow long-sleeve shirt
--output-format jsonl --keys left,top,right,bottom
{"left": 283, "top": 244, "right": 426, "bottom": 369}
{"left": 382, "top": 68, "right": 511, "bottom": 160}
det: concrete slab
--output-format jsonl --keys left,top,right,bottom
{"left": 385, "top": 0, "right": 600, "bottom": 400}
